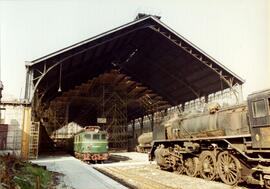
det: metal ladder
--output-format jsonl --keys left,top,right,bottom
{"left": 29, "top": 122, "right": 40, "bottom": 159}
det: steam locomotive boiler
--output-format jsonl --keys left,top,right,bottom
{"left": 137, "top": 132, "right": 153, "bottom": 153}
{"left": 149, "top": 89, "right": 270, "bottom": 188}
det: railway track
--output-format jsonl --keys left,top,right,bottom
{"left": 95, "top": 166, "right": 177, "bottom": 189}
{"left": 94, "top": 163, "right": 247, "bottom": 189}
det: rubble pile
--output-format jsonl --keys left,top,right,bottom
{"left": 0, "top": 155, "right": 53, "bottom": 189}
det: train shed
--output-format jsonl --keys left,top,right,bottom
{"left": 24, "top": 14, "right": 244, "bottom": 157}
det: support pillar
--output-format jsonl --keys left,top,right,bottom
{"left": 132, "top": 119, "right": 136, "bottom": 150}
{"left": 140, "top": 117, "right": 144, "bottom": 135}
{"left": 132, "top": 119, "right": 135, "bottom": 139}
{"left": 205, "top": 95, "right": 209, "bottom": 104}
{"left": 21, "top": 106, "right": 32, "bottom": 160}
{"left": 65, "top": 103, "right": 70, "bottom": 138}
{"left": 151, "top": 113, "right": 154, "bottom": 131}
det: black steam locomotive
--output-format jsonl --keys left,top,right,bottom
{"left": 149, "top": 89, "right": 270, "bottom": 188}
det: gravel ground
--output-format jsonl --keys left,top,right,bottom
{"left": 94, "top": 152, "right": 247, "bottom": 189}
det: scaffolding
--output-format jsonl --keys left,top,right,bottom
{"left": 46, "top": 101, "right": 70, "bottom": 149}
{"left": 42, "top": 83, "right": 129, "bottom": 151}
{"left": 99, "top": 86, "right": 128, "bottom": 150}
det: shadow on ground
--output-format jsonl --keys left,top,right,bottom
{"left": 106, "top": 154, "right": 131, "bottom": 163}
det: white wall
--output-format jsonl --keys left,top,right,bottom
{"left": 0, "top": 104, "right": 24, "bottom": 156}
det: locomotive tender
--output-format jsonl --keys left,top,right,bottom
{"left": 74, "top": 126, "right": 109, "bottom": 162}
{"left": 149, "top": 89, "right": 270, "bottom": 188}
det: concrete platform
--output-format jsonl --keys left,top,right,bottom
{"left": 31, "top": 155, "right": 127, "bottom": 189}
{"left": 93, "top": 152, "right": 151, "bottom": 168}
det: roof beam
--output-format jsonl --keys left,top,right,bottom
{"left": 149, "top": 25, "right": 239, "bottom": 91}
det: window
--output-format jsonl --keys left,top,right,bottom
{"left": 101, "top": 134, "right": 106, "bottom": 140}
{"left": 253, "top": 99, "right": 267, "bottom": 118}
{"left": 93, "top": 134, "right": 100, "bottom": 140}
{"left": 84, "top": 134, "right": 91, "bottom": 139}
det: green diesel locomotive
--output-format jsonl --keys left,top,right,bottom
{"left": 74, "top": 126, "right": 109, "bottom": 162}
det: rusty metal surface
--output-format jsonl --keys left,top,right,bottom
{"left": 148, "top": 89, "right": 270, "bottom": 188}
{"left": 154, "top": 103, "right": 250, "bottom": 142}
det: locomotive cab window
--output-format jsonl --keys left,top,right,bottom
{"left": 252, "top": 99, "right": 267, "bottom": 118}
{"left": 93, "top": 134, "right": 100, "bottom": 140}
{"left": 84, "top": 134, "right": 91, "bottom": 139}
{"left": 101, "top": 134, "right": 106, "bottom": 140}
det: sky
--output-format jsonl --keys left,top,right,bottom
{"left": 0, "top": 0, "right": 269, "bottom": 100}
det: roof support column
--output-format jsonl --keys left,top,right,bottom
{"left": 132, "top": 119, "right": 136, "bottom": 149}
{"left": 24, "top": 66, "right": 33, "bottom": 102}
{"left": 132, "top": 119, "right": 135, "bottom": 138}
{"left": 140, "top": 117, "right": 144, "bottom": 135}
{"left": 65, "top": 103, "right": 70, "bottom": 126}
{"left": 151, "top": 113, "right": 154, "bottom": 132}
{"left": 205, "top": 95, "right": 209, "bottom": 104}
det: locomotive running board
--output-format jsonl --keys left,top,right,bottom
{"left": 152, "top": 134, "right": 270, "bottom": 163}
{"left": 223, "top": 139, "right": 270, "bottom": 163}
{"left": 153, "top": 134, "right": 252, "bottom": 143}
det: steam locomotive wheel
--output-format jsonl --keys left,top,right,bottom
{"left": 199, "top": 151, "right": 216, "bottom": 180}
{"left": 264, "top": 179, "right": 270, "bottom": 189}
{"left": 175, "top": 158, "right": 185, "bottom": 174}
{"left": 217, "top": 151, "right": 241, "bottom": 185}
{"left": 176, "top": 164, "right": 185, "bottom": 174}
{"left": 185, "top": 157, "right": 199, "bottom": 177}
